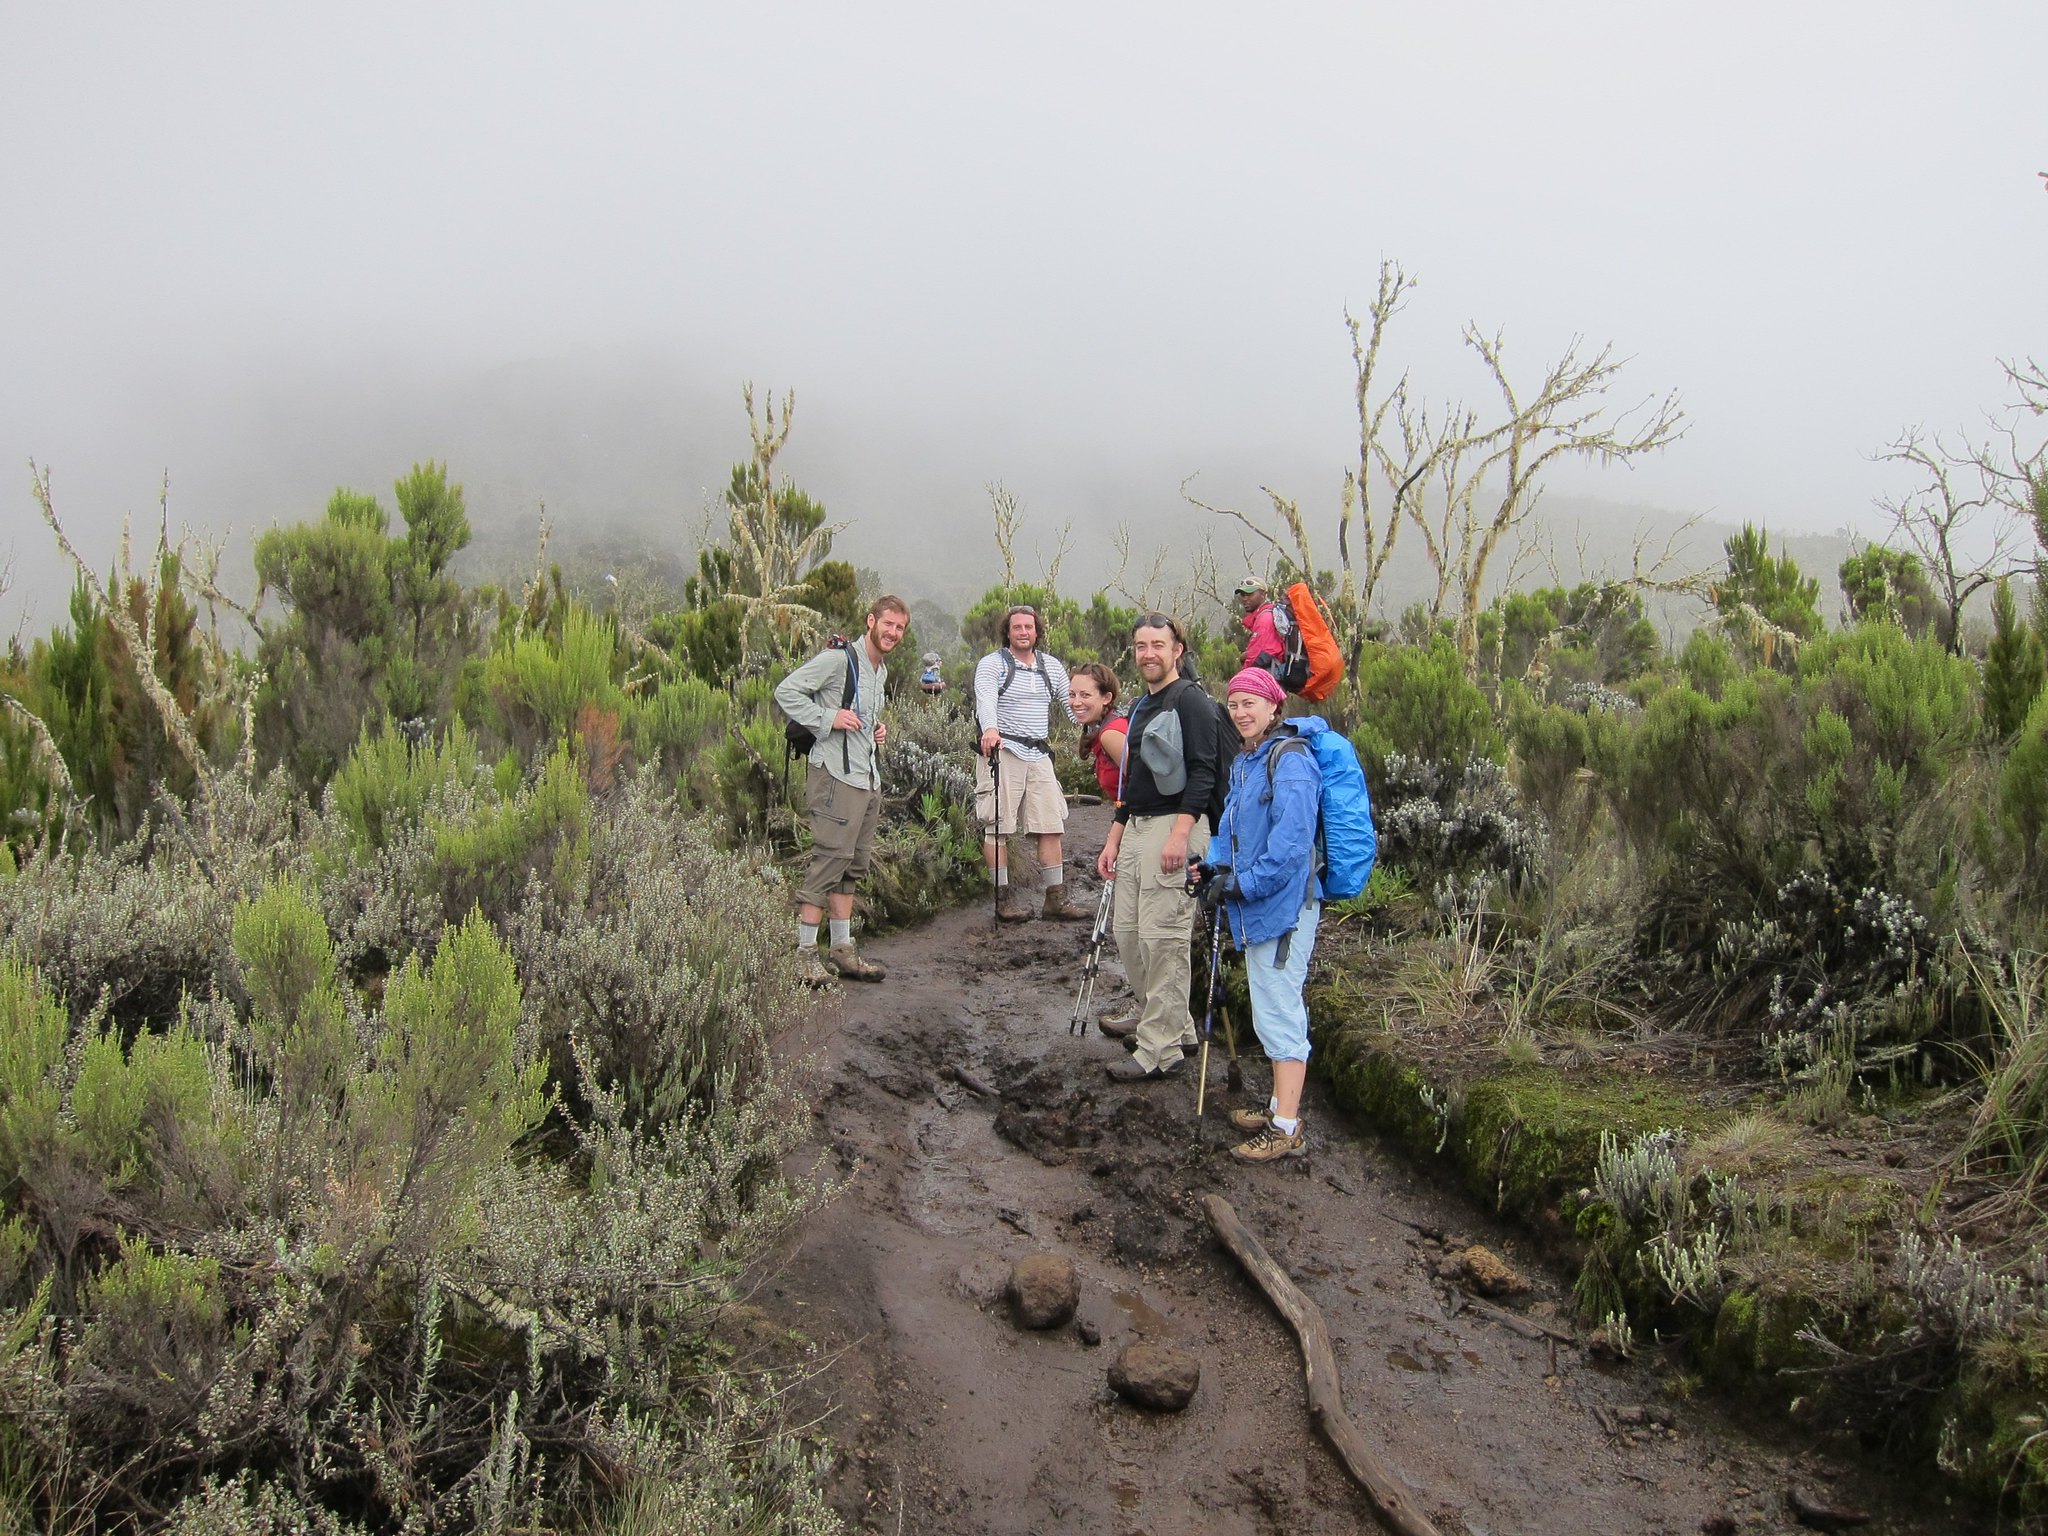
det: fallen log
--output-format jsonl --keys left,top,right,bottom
{"left": 1202, "top": 1194, "right": 1446, "bottom": 1536}
{"left": 1454, "top": 1290, "right": 1575, "bottom": 1344}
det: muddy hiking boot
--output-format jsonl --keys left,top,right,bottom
{"left": 1104, "top": 1054, "right": 1184, "bottom": 1084}
{"left": 1097, "top": 1008, "right": 1138, "bottom": 1039}
{"left": 1041, "top": 884, "right": 1091, "bottom": 921}
{"left": 995, "top": 886, "right": 1037, "bottom": 923}
{"left": 1229, "top": 1106, "right": 1272, "bottom": 1132}
{"left": 827, "top": 943, "right": 886, "bottom": 982}
{"left": 795, "top": 947, "right": 836, "bottom": 988}
{"left": 1231, "top": 1124, "right": 1307, "bottom": 1164}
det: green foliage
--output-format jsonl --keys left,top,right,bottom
{"left": 1349, "top": 634, "right": 1503, "bottom": 778}
{"left": 326, "top": 720, "right": 481, "bottom": 861}
{"left": 362, "top": 912, "right": 546, "bottom": 1218}
{"left": 1714, "top": 524, "right": 1821, "bottom": 666}
{"left": 2000, "top": 688, "right": 2048, "bottom": 872}
{"left": 71, "top": 1020, "right": 211, "bottom": 1188}
{"left": 255, "top": 473, "right": 479, "bottom": 788}
{"left": 0, "top": 958, "right": 66, "bottom": 1194}
{"left": 486, "top": 606, "right": 623, "bottom": 752}
{"left": 232, "top": 880, "right": 351, "bottom": 1122}
{"left": 1840, "top": 544, "right": 1943, "bottom": 642}
{"left": 1480, "top": 582, "right": 1659, "bottom": 693}
{"left": 1983, "top": 577, "right": 2047, "bottom": 743}
{"left": 429, "top": 743, "right": 591, "bottom": 923}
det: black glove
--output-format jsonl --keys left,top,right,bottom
{"left": 1189, "top": 861, "right": 1237, "bottom": 905}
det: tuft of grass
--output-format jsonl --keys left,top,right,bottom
{"left": 1688, "top": 1109, "right": 1803, "bottom": 1180}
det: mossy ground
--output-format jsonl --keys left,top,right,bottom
{"left": 1303, "top": 926, "right": 2041, "bottom": 1522}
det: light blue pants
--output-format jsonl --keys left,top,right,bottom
{"left": 1244, "top": 900, "right": 1320, "bottom": 1063}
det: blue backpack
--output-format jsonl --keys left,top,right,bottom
{"left": 1264, "top": 716, "right": 1376, "bottom": 900}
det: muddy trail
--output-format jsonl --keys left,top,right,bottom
{"left": 759, "top": 806, "right": 1973, "bottom": 1536}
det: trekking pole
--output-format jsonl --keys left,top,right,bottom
{"left": 1196, "top": 898, "right": 1226, "bottom": 1119}
{"left": 988, "top": 743, "right": 1002, "bottom": 929}
{"left": 1069, "top": 877, "right": 1115, "bottom": 1035}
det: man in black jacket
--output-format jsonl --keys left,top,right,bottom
{"left": 1094, "top": 612, "right": 1220, "bottom": 1082}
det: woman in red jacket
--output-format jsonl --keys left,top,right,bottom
{"left": 1071, "top": 663, "right": 1136, "bottom": 1032}
{"left": 1070, "top": 664, "right": 1126, "bottom": 798}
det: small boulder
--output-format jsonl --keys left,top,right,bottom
{"left": 1006, "top": 1253, "right": 1079, "bottom": 1329}
{"left": 1108, "top": 1342, "right": 1200, "bottom": 1412}
{"left": 1436, "top": 1244, "right": 1528, "bottom": 1297}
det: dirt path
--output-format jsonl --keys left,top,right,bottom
{"left": 761, "top": 805, "right": 1974, "bottom": 1536}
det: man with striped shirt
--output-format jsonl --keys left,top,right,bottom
{"left": 974, "top": 605, "right": 1089, "bottom": 922}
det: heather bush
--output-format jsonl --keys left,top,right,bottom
{"left": 1371, "top": 752, "right": 1547, "bottom": 891}
{"left": 510, "top": 771, "right": 803, "bottom": 1126}
{"left": 0, "top": 879, "right": 834, "bottom": 1533}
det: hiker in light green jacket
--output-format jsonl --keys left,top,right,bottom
{"left": 773, "top": 595, "right": 909, "bottom": 984}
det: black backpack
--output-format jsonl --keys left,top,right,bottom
{"left": 782, "top": 638, "right": 857, "bottom": 762}
{"left": 1268, "top": 599, "right": 1311, "bottom": 693}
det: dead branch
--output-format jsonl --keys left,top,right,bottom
{"left": 30, "top": 462, "right": 207, "bottom": 784}
{"left": 988, "top": 481, "right": 1022, "bottom": 591}
{"left": 1041, "top": 517, "right": 1073, "bottom": 598}
{"left": 1203, "top": 1194, "right": 1446, "bottom": 1536}
{"left": 1874, "top": 426, "right": 2025, "bottom": 650}
{"left": 0, "top": 689, "right": 73, "bottom": 802}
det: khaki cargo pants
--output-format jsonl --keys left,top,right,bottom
{"left": 799, "top": 772, "right": 882, "bottom": 907}
{"left": 1112, "top": 812, "right": 1211, "bottom": 1073}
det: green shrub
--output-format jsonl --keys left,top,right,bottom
{"left": 1351, "top": 635, "right": 1503, "bottom": 778}
{"left": 1985, "top": 577, "right": 2047, "bottom": 743}
{"left": 0, "top": 958, "right": 66, "bottom": 1196}
{"left": 2001, "top": 689, "right": 2048, "bottom": 875}
{"left": 430, "top": 742, "right": 591, "bottom": 922}
{"left": 327, "top": 720, "right": 481, "bottom": 861}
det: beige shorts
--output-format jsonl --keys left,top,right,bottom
{"left": 975, "top": 747, "right": 1068, "bottom": 837}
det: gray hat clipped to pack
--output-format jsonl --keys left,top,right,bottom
{"left": 1137, "top": 705, "right": 1187, "bottom": 795}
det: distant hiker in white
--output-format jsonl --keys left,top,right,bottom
{"left": 973, "top": 604, "right": 1088, "bottom": 923}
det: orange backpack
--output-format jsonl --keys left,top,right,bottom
{"left": 1283, "top": 581, "right": 1345, "bottom": 702}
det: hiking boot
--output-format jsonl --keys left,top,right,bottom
{"left": 826, "top": 943, "right": 886, "bottom": 982}
{"left": 1105, "top": 1054, "right": 1185, "bottom": 1084}
{"left": 996, "top": 886, "right": 1037, "bottom": 923}
{"left": 1097, "top": 1008, "right": 1138, "bottom": 1040}
{"left": 1041, "top": 884, "right": 1091, "bottom": 921}
{"left": 1229, "top": 1106, "right": 1273, "bottom": 1132}
{"left": 1231, "top": 1124, "right": 1307, "bottom": 1164}
{"left": 795, "top": 947, "right": 836, "bottom": 988}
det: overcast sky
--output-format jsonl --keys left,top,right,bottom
{"left": 3, "top": 2, "right": 2043, "bottom": 627}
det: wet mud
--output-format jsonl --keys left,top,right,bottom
{"left": 759, "top": 805, "right": 1977, "bottom": 1535}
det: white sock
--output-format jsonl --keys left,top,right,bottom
{"left": 1267, "top": 1097, "right": 1279, "bottom": 1116}
{"left": 1041, "top": 865, "right": 1064, "bottom": 889}
{"left": 996, "top": 867, "right": 1009, "bottom": 887}
{"left": 797, "top": 921, "right": 819, "bottom": 950}
{"left": 1272, "top": 1115, "right": 1300, "bottom": 1137}
{"left": 829, "top": 919, "right": 852, "bottom": 947}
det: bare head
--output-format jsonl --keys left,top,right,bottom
{"left": 1131, "top": 612, "right": 1185, "bottom": 692}
{"left": 866, "top": 595, "right": 910, "bottom": 654}
{"left": 1003, "top": 605, "right": 1040, "bottom": 653}
{"left": 1069, "top": 663, "right": 1119, "bottom": 726}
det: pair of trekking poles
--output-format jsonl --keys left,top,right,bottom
{"left": 1064, "top": 853, "right": 1234, "bottom": 1119}
{"left": 985, "top": 741, "right": 1231, "bottom": 1116}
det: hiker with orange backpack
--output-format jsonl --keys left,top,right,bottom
{"left": 1234, "top": 579, "right": 1288, "bottom": 673}
{"left": 1235, "top": 576, "right": 1347, "bottom": 704}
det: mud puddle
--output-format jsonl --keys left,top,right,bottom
{"left": 759, "top": 805, "right": 1976, "bottom": 1535}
